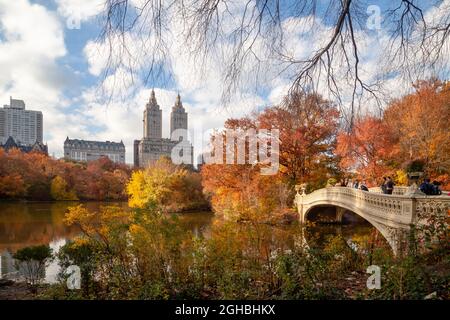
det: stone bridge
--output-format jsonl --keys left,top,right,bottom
{"left": 295, "top": 186, "right": 450, "bottom": 254}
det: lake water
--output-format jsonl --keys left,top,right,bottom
{"left": 0, "top": 201, "right": 377, "bottom": 283}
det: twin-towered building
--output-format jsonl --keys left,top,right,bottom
{"left": 64, "top": 90, "right": 192, "bottom": 167}
{"left": 134, "top": 90, "right": 193, "bottom": 167}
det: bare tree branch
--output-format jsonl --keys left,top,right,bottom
{"left": 97, "top": 0, "right": 449, "bottom": 129}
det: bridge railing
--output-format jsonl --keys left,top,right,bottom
{"left": 368, "top": 186, "right": 409, "bottom": 195}
{"left": 297, "top": 186, "right": 450, "bottom": 227}
{"left": 367, "top": 186, "right": 450, "bottom": 219}
{"left": 369, "top": 186, "right": 449, "bottom": 195}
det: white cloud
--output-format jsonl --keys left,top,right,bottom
{"left": 55, "top": 0, "right": 105, "bottom": 21}
{"left": 78, "top": 3, "right": 270, "bottom": 164}
{"left": 79, "top": 77, "right": 264, "bottom": 164}
{"left": 83, "top": 40, "right": 110, "bottom": 76}
{"left": 0, "top": 0, "right": 82, "bottom": 158}
{"left": 2, "top": 0, "right": 448, "bottom": 165}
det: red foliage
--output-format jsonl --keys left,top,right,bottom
{"left": 0, "top": 150, "right": 132, "bottom": 200}
{"left": 336, "top": 116, "right": 398, "bottom": 183}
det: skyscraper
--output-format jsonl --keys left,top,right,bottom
{"left": 134, "top": 90, "right": 193, "bottom": 167}
{"left": 143, "top": 90, "right": 162, "bottom": 139}
{"left": 0, "top": 97, "right": 43, "bottom": 146}
{"left": 170, "top": 93, "right": 188, "bottom": 136}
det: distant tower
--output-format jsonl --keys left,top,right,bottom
{"left": 170, "top": 93, "right": 188, "bottom": 138}
{"left": 143, "top": 89, "right": 162, "bottom": 139}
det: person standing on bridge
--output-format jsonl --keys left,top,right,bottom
{"left": 419, "top": 178, "right": 433, "bottom": 195}
{"left": 386, "top": 176, "right": 394, "bottom": 195}
{"left": 381, "top": 177, "right": 387, "bottom": 194}
{"left": 360, "top": 181, "right": 369, "bottom": 191}
{"left": 431, "top": 181, "right": 442, "bottom": 195}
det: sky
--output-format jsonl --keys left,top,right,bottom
{"left": 0, "top": 0, "right": 448, "bottom": 164}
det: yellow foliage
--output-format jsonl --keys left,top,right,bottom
{"left": 126, "top": 157, "right": 206, "bottom": 211}
{"left": 65, "top": 204, "right": 132, "bottom": 240}
{"left": 127, "top": 170, "right": 150, "bottom": 208}
{"left": 72, "top": 237, "right": 91, "bottom": 248}
{"left": 127, "top": 166, "right": 185, "bottom": 209}
{"left": 50, "top": 175, "right": 78, "bottom": 200}
{"left": 394, "top": 170, "right": 408, "bottom": 186}
{"left": 64, "top": 205, "right": 96, "bottom": 235}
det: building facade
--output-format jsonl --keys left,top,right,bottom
{"left": 134, "top": 90, "right": 193, "bottom": 167}
{"left": 64, "top": 137, "right": 125, "bottom": 163}
{"left": 0, "top": 97, "right": 43, "bottom": 146}
{"left": 0, "top": 136, "right": 48, "bottom": 154}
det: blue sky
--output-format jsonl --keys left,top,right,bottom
{"left": 0, "top": 0, "right": 448, "bottom": 164}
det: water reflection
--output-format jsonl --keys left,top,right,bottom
{"left": 0, "top": 202, "right": 110, "bottom": 281}
{"left": 0, "top": 202, "right": 94, "bottom": 251}
{"left": 0, "top": 202, "right": 377, "bottom": 283}
{"left": 0, "top": 202, "right": 217, "bottom": 282}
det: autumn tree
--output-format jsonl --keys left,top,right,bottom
{"left": 336, "top": 116, "right": 398, "bottom": 183}
{"left": 334, "top": 79, "right": 450, "bottom": 188}
{"left": 0, "top": 148, "right": 29, "bottom": 198}
{"left": 127, "top": 157, "right": 208, "bottom": 212}
{"left": 202, "top": 91, "right": 338, "bottom": 220}
{"left": 257, "top": 91, "right": 340, "bottom": 188}
{"left": 50, "top": 175, "right": 78, "bottom": 201}
{"left": 224, "top": 91, "right": 340, "bottom": 188}
{"left": 384, "top": 79, "right": 450, "bottom": 179}
{"left": 0, "top": 149, "right": 131, "bottom": 201}
{"left": 0, "top": 173, "right": 26, "bottom": 198}
{"left": 202, "top": 163, "right": 290, "bottom": 222}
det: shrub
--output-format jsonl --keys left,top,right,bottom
{"left": 14, "top": 245, "right": 53, "bottom": 290}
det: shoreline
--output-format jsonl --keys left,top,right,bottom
{"left": 0, "top": 199, "right": 212, "bottom": 213}
{"left": 0, "top": 279, "right": 44, "bottom": 300}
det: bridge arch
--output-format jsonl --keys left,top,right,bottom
{"left": 296, "top": 186, "right": 450, "bottom": 255}
{"left": 295, "top": 187, "right": 422, "bottom": 255}
{"left": 303, "top": 202, "right": 396, "bottom": 253}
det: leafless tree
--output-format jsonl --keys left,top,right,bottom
{"left": 98, "top": 0, "right": 449, "bottom": 128}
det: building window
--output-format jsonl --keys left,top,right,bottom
{"left": 71, "top": 150, "right": 86, "bottom": 161}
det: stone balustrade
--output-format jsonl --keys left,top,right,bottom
{"left": 295, "top": 186, "right": 450, "bottom": 254}
{"left": 368, "top": 186, "right": 409, "bottom": 195}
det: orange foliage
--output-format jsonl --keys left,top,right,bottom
{"left": 202, "top": 91, "right": 339, "bottom": 219}
{"left": 336, "top": 116, "right": 398, "bottom": 183}
{"left": 202, "top": 163, "right": 290, "bottom": 221}
{"left": 257, "top": 92, "right": 340, "bottom": 186}
{"left": 384, "top": 79, "right": 450, "bottom": 179}
{"left": 336, "top": 79, "right": 450, "bottom": 188}
{"left": 0, "top": 149, "right": 132, "bottom": 200}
